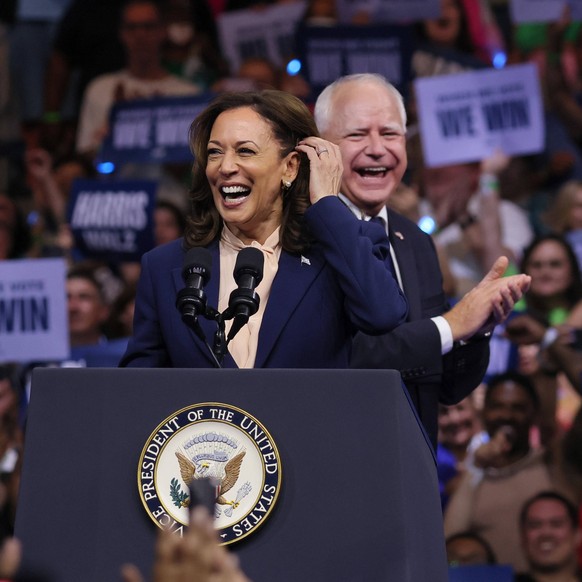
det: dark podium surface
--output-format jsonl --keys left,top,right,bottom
{"left": 15, "top": 368, "right": 447, "bottom": 582}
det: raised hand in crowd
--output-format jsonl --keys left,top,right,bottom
{"left": 25, "top": 148, "right": 67, "bottom": 225}
{"left": 466, "top": 149, "right": 512, "bottom": 274}
{"left": 419, "top": 150, "right": 533, "bottom": 297}
{"left": 506, "top": 313, "right": 582, "bottom": 394}
{"left": 472, "top": 425, "right": 516, "bottom": 470}
{"left": 23, "top": 147, "right": 92, "bottom": 259}
{"left": 0, "top": 537, "right": 20, "bottom": 580}
{"left": 121, "top": 507, "right": 251, "bottom": 582}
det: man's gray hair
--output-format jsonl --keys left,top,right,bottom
{"left": 314, "top": 73, "right": 407, "bottom": 135}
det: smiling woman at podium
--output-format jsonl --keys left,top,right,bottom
{"left": 119, "top": 90, "right": 407, "bottom": 369}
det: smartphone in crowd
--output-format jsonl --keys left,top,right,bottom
{"left": 188, "top": 477, "right": 218, "bottom": 519}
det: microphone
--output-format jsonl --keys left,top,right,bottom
{"left": 176, "top": 247, "right": 212, "bottom": 338}
{"left": 226, "top": 247, "right": 264, "bottom": 342}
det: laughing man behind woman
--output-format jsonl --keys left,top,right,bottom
{"left": 314, "top": 73, "right": 531, "bottom": 448}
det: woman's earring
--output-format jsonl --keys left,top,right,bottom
{"left": 282, "top": 180, "right": 292, "bottom": 190}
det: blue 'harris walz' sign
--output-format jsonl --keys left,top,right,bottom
{"left": 67, "top": 179, "right": 156, "bottom": 263}
{"left": 97, "top": 93, "right": 214, "bottom": 166}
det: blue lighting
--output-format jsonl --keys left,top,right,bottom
{"left": 286, "top": 59, "right": 302, "bottom": 76}
{"left": 27, "top": 210, "right": 40, "bottom": 226}
{"left": 418, "top": 215, "right": 436, "bottom": 235}
{"left": 492, "top": 51, "right": 507, "bottom": 69}
{"left": 96, "top": 161, "right": 116, "bottom": 174}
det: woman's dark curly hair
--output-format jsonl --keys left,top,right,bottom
{"left": 184, "top": 90, "right": 317, "bottom": 254}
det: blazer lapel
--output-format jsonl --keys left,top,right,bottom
{"left": 389, "top": 229, "right": 422, "bottom": 322}
{"left": 254, "top": 250, "right": 324, "bottom": 368}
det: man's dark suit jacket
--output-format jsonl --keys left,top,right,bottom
{"left": 350, "top": 209, "right": 490, "bottom": 449}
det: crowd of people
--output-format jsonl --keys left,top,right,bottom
{"left": 2, "top": 0, "right": 582, "bottom": 579}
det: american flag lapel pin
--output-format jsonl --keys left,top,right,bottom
{"left": 301, "top": 255, "right": 311, "bottom": 266}
{"left": 394, "top": 231, "right": 404, "bottom": 240}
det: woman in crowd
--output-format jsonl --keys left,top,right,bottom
{"left": 519, "top": 234, "right": 582, "bottom": 328}
{"left": 161, "top": 0, "right": 227, "bottom": 91}
{"left": 505, "top": 234, "right": 582, "bottom": 443}
{"left": 120, "top": 90, "right": 407, "bottom": 369}
{"left": 154, "top": 200, "right": 187, "bottom": 247}
{"left": 412, "top": 0, "right": 490, "bottom": 82}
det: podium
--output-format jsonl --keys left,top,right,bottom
{"left": 15, "top": 368, "right": 447, "bottom": 582}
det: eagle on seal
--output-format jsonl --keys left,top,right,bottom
{"left": 175, "top": 450, "right": 246, "bottom": 509}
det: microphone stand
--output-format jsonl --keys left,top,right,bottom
{"left": 176, "top": 287, "right": 223, "bottom": 369}
{"left": 209, "top": 309, "right": 242, "bottom": 368}
{"left": 177, "top": 247, "right": 262, "bottom": 368}
{"left": 209, "top": 308, "right": 228, "bottom": 367}
{"left": 177, "top": 299, "right": 234, "bottom": 369}
{"left": 208, "top": 304, "right": 255, "bottom": 368}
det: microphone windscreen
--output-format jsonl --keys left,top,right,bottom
{"left": 182, "top": 247, "right": 212, "bottom": 284}
{"left": 234, "top": 247, "right": 264, "bottom": 284}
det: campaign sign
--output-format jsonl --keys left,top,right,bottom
{"left": 68, "top": 179, "right": 156, "bottom": 263}
{"left": 414, "top": 63, "right": 545, "bottom": 167}
{"left": 336, "top": 0, "right": 440, "bottom": 23}
{"left": 18, "top": 0, "right": 69, "bottom": 20}
{"left": 297, "top": 24, "right": 413, "bottom": 99}
{"left": 97, "top": 94, "right": 213, "bottom": 166}
{"left": 0, "top": 258, "right": 68, "bottom": 363}
{"left": 510, "top": 0, "right": 565, "bottom": 23}
{"left": 570, "top": 0, "right": 582, "bottom": 21}
{"left": 217, "top": 2, "right": 307, "bottom": 75}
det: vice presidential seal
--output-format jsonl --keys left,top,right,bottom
{"left": 138, "top": 402, "right": 282, "bottom": 544}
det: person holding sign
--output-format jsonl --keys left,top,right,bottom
{"left": 314, "top": 73, "right": 531, "bottom": 448}
{"left": 120, "top": 89, "right": 407, "bottom": 369}
{"left": 75, "top": 0, "right": 201, "bottom": 156}
{"left": 418, "top": 151, "right": 534, "bottom": 298}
